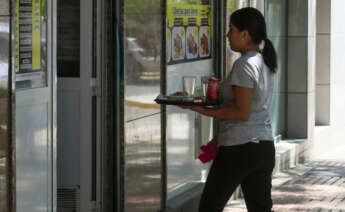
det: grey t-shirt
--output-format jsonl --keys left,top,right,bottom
{"left": 218, "top": 51, "right": 275, "bottom": 146}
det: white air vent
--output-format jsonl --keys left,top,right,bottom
{"left": 57, "top": 186, "right": 80, "bottom": 212}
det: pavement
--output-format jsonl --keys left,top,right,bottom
{"left": 224, "top": 126, "right": 345, "bottom": 212}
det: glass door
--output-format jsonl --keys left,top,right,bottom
{"left": 14, "top": 0, "right": 56, "bottom": 212}
{"left": 166, "top": 0, "right": 214, "bottom": 200}
{"left": 122, "top": 0, "right": 163, "bottom": 211}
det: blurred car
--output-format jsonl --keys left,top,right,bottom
{"left": 124, "top": 37, "right": 160, "bottom": 84}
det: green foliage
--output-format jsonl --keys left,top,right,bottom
{"left": 41, "top": 0, "right": 47, "bottom": 16}
{"left": 125, "top": 0, "right": 161, "bottom": 18}
{"left": 0, "top": 88, "right": 7, "bottom": 99}
{"left": 227, "top": 0, "right": 237, "bottom": 14}
{"left": 167, "top": 0, "right": 202, "bottom": 4}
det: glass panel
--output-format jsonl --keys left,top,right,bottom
{"left": 0, "top": 0, "right": 10, "bottom": 15}
{"left": 123, "top": 0, "right": 162, "bottom": 211}
{"left": 265, "top": 0, "right": 287, "bottom": 136}
{"left": 124, "top": 115, "right": 161, "bottom": 212}
{"left": 225, "top": 0, "right": 286, "bottom": 136}
{"left": 249, "top": 0, "right": 265, "bottom": 13}
{"left": 225, "top": 0, "right": 249, "bottom": 78}
{"left": 123, "top": 0, "right": 161, "bottom": 122}
{"left": 0, "top": 16, "right": 10, "bottom": 212}
{"left": 166, "top": 0, "right": 214, "bottom": 200}
{"left": 57, "top": 0, "right": 80, "bottom": 77}
{"left": 15, "top": 0, "right": 48, "bottom": 89}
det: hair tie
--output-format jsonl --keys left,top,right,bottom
{"left": 259, "top": 39, "right": 265, "bottom": 52}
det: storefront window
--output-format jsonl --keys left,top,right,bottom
{"left": 15, "top": 0, "right": 48, "bottom": 89}
{"left": 265, "top": 0, "right": 287, "bottom": 137}
{"left": 166, "top": 0, "right": 214, "bottom": 200}
{"left": 123, "top": 0, "right": 162, "bottom": 211}
{"left": 225, "top": 0, "right": 285, "bottom": 138}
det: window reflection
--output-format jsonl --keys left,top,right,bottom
{"left": 123, "top": 0, "right": 162, "bottom": 122}
{"left": 123, "top": 1, "right": 162, "bottom": 211}
{"left": 15, "top": 0, "right": 48, "bottom": 89}
{"left": 166, "top": 0, "right": 215, "bottom": 200}
{"left": 0, "top": 17, "right": 9, "bottom": 212}
{"left": 0, "top": 97, "right": 8, "bottom": 212}
{"left": 124, "top": 2, "right": 161, "bottom": 85}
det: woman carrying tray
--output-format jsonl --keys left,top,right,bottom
{"left": 180, "top": 7, "right": 277, "bottom": 212}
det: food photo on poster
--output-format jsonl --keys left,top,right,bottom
{"left": 167, "top": 28, "right": 172, "bottom": 63}
{"left": 172, "top": 26, "right": 186, "bottom": 61}
{"left": 186, "top": 26, "right": 199, "bottom": 59}
{"left": 199, "top": 26, "right": 210, "bottom": 58}
{"left": 167, "top": 2, "right": 212, "bottom": 65}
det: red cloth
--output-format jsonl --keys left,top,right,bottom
{"left": 198, "top": 137, "right": 218, "bottom": 163}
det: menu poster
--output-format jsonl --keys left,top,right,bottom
{"left": 16, "top": 0, "right": 41, "bottom": 74}
{"left": 167, "top": 4, "right": 212, "bottom": 65}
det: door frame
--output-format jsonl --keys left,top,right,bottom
{"left": 80, "top": 0, "right": 94, "bottom": 211}
{"left": 93, "top": 0, "right": 124, "bottom": 211}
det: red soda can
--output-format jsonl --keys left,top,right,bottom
{"left": 207, "top": 77, "right": 220, "bottom": 101}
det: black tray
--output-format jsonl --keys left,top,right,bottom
{"left": 154, "top": 94, "right": 219, "bottom": 107}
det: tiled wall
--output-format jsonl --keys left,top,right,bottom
{"left": 123, "top": 0, "right": 162, "bottom": 211}
{"left": 0, "top": 0, "right": 10, "bottom": 211}
{"left": 286, "top": 0, "right": 316, "bottom": 140}
{"left": 315, "top": 0, "right": 331, "bottom": 125}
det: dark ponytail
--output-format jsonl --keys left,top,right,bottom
{"left": 230, "top": 7, "right": 278, "bottom": 73}
{"left": 262, "top": 38, "right": 278, "bottom": 73}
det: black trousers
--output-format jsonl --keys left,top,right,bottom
{"left": 198, "top": 141, "right": 275, "bottom": 212}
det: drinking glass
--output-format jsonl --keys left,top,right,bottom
{"left": 183, "top": 76, "right": 196, "bottom": 96}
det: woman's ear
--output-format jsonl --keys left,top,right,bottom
{"left": 241, "top": 30, "right": 251, "bottom": 42}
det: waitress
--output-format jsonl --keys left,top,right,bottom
{"left": 180, "top": 7, "right": 277, "bottom": 212}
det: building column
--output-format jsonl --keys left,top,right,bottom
{"left": 315, "top": 0, "right": 345, "bottom": 127}
{"left": 286, "top": 0, "right": 316, "bottom": 140}
{"left": 315, "top": 0, "right": 331, "bottom": 125}
{"left": 330, "top": 0, "right": 345, "bottom": 126}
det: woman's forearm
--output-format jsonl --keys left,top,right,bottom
{"left": 192, "top": 106, "right": 249, "bottom": 121}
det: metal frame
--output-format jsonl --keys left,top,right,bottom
{"left": 213, "top": 0, "right": 226, "bottom": 80}
{"left": 114, "top": 0, "right": 124, "bottom": 210}
{"left": 93, "top": 0, "right": 124, "bottom": 210}
{"left": 160, "top": 0, "right": 168, "bottom": 210}
{"left": 49, "top": 0, "right": 58, "bottom": 210}
{"left": 9, "top": 0, "right": 16, "bottom": 211}
{"left": 161, "top": 0, "right": 167, "bottom": 210}
{"left": 80, "top": 0, "right": 94, "bottom": 210}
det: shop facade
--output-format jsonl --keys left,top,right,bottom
{"left": 1, "top": 0, "right": 345, "bottom": 212}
